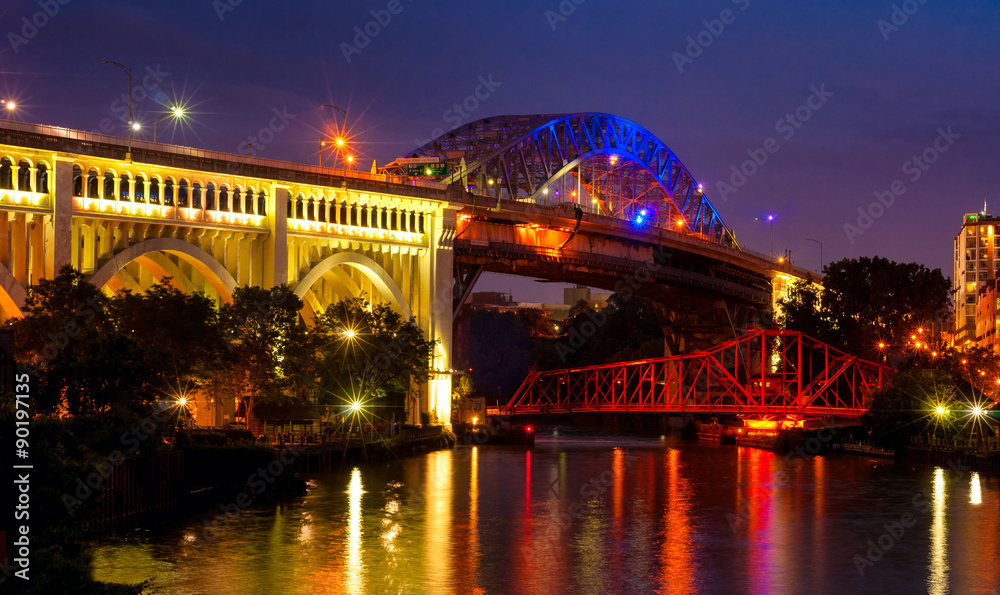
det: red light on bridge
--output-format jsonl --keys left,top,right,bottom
{"left": 525, "top": 425, "right": 533, "bottom": 433}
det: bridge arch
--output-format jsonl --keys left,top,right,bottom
{"left": 403, "top": 112, "right": 731, "bottom": 243}
{"left": 294, "top": 252, "right": 411, "bottom": 325}
{"left": 89, "top": 237, "right": 237, "bottom": 303}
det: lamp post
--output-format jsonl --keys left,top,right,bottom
{"left": 321, "top": 104, "right": 349, "bottom": 167}
{"left": 755, "top": 215, "right": 775, "bottom": 259}
{"left": 2, "top": 100, "right": 15, "bottom": 118}
{"left": 321, "top": 104, "right": 348, "bottom": 140}
{"left": 806, "top": 238, "right": 823, "bottom": 272}
{"left": 102, "top": 61, "right": 134, "bottom": 158}
{"left": 153, "top": 107, "right": 185, "bottom": 143}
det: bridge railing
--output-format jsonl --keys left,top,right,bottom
{"left": 0, "top": 119, "right": 446, "bottom": 190}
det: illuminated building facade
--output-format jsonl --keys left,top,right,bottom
{"left": 954, "top": 210, "right": 1000, "bottom": 348}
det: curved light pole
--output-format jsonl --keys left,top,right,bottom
{"left": 320, "top": 104, "right": 349, "bottom": 167}
{"left": 321, "top": 104, "right": 348, "bottom": 139}
{"left": 806, "top": 238, "right": 823, "bottom": 272}
{"left": 101, "top": 60, "right": 133, "bottom": 158}
{"left": 755, "top": 214, "right": 775, "bottom": 260}
{"left": 153, "top": 107, "right": 185, "bottom": 143}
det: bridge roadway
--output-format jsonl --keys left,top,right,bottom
{"left": 0, "top": 116, "right": 814, "bottom": 426}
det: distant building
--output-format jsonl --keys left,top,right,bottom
{"left": 954, "top": 210, "right": 1000, "bottom": 347}
{"left": 976, "top": 282, "right": 998, "bottom": 352}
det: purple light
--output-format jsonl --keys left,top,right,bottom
{"left": 767, "top": 215, "right": 774, "bottom": 222}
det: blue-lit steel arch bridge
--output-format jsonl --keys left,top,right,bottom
{"left": 384, "top": 113, "right": 810, "bottom": 355}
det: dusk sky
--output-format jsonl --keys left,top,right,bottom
{"left": 3, "top": 0, "right": 997, "bottom": 302}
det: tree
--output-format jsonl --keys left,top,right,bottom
{"left": 108, "top": 281, "right": 228, "bottom": 402}
{"left": 10, "top": 265, "right": 157, "bottom": 415}
{"left": 777, "top": 276, "right": 834, "bottom": 343}
{"left": 315, "top": 296, "right": 436, "bottom": 421}
{"left": 211, "top": 285, "right": 316, "bottom": 430}
{"left": 818, "top": 257, "right": 950, "bottom": 358}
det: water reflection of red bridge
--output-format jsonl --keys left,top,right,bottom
{"left": 497, "top": 330, "right": 889, "bottom": 419}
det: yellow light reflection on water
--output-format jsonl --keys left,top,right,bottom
{"left": 347, "top": 467, "right": 365, "bottom": 594}
{"left": 469, "top": 446, "right": 479, "bottom": 560}
{"left": 970, "top": 472, "right": 982, "bottom": 505}
{"left": 425, "top": 451, "right": 453, "bottom": 593}
{"left": 928, "top": 468, "right": 949, "bottom": 595}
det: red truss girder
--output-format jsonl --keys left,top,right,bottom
{"left": 503, "top": 330, "right": 890, "bottom": 417}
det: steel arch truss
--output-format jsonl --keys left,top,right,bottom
{"left": 504, "top": 330, "right": 890, "bottom": 417}
{"left": 404, "top": 113, "right": 731, "bottom": 244}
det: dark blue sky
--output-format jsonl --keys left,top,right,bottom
{"left": 3, "top": 0, "right": 998, "bottom": 301}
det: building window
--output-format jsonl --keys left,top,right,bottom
{"left": 968, "top": 294, "right": 976, "bottom": 304}
{"left": 967, "top": 272, "right": 977, "bottom": 282}
{"left": 980, "top": 272, "right": 989, "bottom": 281}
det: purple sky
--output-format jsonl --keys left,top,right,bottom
{"left": 3, "top": 0, "right": 997, "bottom": 302}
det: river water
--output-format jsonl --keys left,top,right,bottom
{"left": 91, "top": 429, "right": 1000, "bottom": 594}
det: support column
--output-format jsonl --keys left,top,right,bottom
{"left": 263, "top": 183, "right": 289, "bottom": 287}
{"left": 52, "top": 157, "right": 75, "bottom": 273}
{"left": 420, "top": 205, "right": 459, "bottom": 427}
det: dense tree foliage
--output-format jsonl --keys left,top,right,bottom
{"left": 315, "top": 296, "right": 436, "bottom": 418}
{"left": 779, "top": 257, "right": 950, "bottom": 360}
{"left": 11, "top": 266, "right": 154, "bottom": 415}
{"left": 210, "top": 285, "right": 317, "bottom": 428}
{"left": 776, "top": 276, "right": 834, "bottom": 344}
{"left": 109, "top": 282, "right": 227, "bottom": 397}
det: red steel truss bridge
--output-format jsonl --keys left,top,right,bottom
{"left": 500, "top": 330, "right": 890, "bottom": 418}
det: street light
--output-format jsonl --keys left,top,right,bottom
{"left": 755, "top": 215, "right": 775, "bottom": 259}
{"left": 102, "top": 60, "right": 134, "bottom": 158}
{"left": 153, "top": 106, "right": 185, "bottom": 143}
{"left": 806, "top": 238, "right": 823, "bottom": 272}
{"left": 2, "top": 100, "right": 15, "bottom": 115}
{"left": 321, "top": 104, "right": 348, "bottom": 138}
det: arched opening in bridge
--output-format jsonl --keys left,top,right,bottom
{"left": 293, "top": 252, "right": 412, "bottom": 327}
{"left": 88, "top": 237, "right": 237, "bottom": 306}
